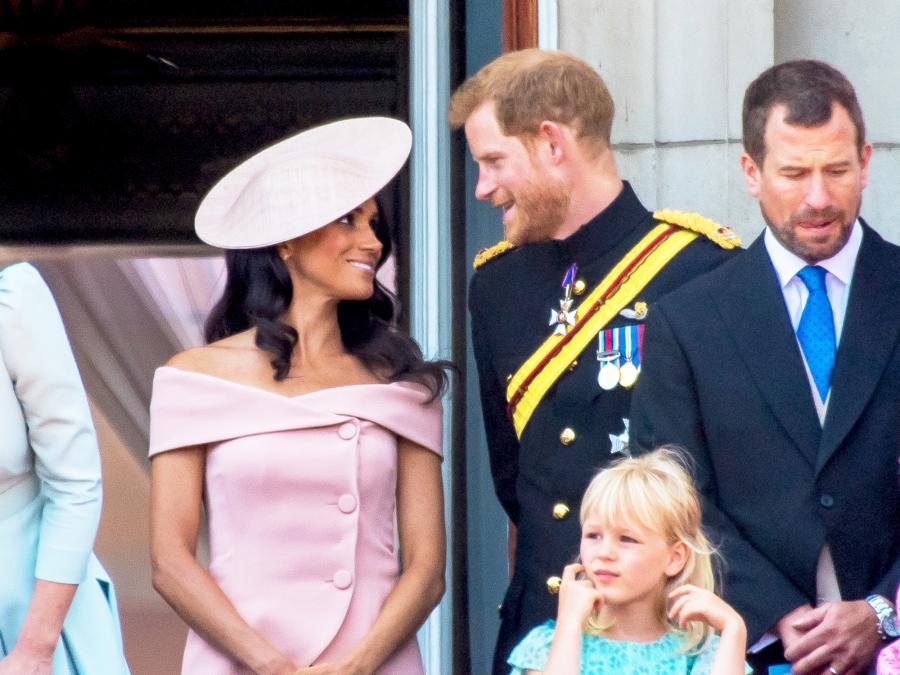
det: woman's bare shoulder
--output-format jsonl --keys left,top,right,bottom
{"left": 165, "top": 331, "right": 261, "bottom": 380}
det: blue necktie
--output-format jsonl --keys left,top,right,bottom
{"left": 796, "top": 266, "right": 836, "bottom": 401}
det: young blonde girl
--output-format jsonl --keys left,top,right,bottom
{"left": 508, "top": 447, "right": 750, "bottom": 674}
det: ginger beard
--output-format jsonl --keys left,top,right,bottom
{"left": 499, "top": 164, "right": 571, "bottom": 245}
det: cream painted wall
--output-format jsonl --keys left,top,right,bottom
{"left": 556, "top": 0, "right": 900, "bottom": 245}
{"left": 558, "top": 0, "right": 772, "bottom": 244}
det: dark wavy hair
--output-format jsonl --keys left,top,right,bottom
{"left": 204, "top": 198, "right": 449, "bottom": 400}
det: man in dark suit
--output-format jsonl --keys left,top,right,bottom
{"left": 449, "top": 49, "right": 739, "bottom": 674}
{"left": 631, "top": 59, "right": 900, "bottom": 675}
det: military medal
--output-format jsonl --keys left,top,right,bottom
{"left": 596, "top": 328, "right": 620, "bottom": 390}
{"left": 597, "top": 353, "right": 619, "bottom": 390}
{"left": 618, "top": 325, "right": 639, "bottom": 388}
{"left": 618, "top": 361, "right": 638, "bottom": 388}
{"left": 548, "top": 263, "right": 578, "bottom": 336}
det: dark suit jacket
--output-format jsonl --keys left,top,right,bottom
{"left": 630, "top": 222, "right": 900, "bottom": 642}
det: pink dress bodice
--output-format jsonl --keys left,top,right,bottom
{"left": 149, "top": 367, "right": 443, "bottom": 674}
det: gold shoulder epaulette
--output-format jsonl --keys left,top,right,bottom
{"left": 653, "top": 209, "right": 742, "bottom": 249}
{"left": 473, "top": 240, "right": 516, "bottom": 269}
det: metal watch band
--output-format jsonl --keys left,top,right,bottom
{"left": 866, "top": 594, "right": 899, "bottom": 640}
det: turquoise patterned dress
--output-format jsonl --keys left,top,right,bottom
{"left": 508, "top": 620, "right": 752, "bottom": 674}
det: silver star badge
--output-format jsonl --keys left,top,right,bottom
{"left": 609, "top": 418, "right": 630, "bottom": 455}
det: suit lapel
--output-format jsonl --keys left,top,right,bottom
{"left": 712, "top": 238, "right": 822, "bottom": 467}
{"left": 818, "top": 223, "right": 900, "bottom": 473}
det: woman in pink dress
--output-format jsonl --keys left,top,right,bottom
{"left": 148, "top": 117, "right": 448, "bottom": 674}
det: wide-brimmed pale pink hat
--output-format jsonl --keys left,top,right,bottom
{"left": 195, "top": 116, "right": 412, "bottom": 249}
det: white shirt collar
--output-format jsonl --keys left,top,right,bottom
{"left": 764, "top": 219, "right": 862, "bottom": 289}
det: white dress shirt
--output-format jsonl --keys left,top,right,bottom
{"left": 764, "top": 220, "right": 860, "bottom": 349}
{"left": 763, "top": 221, "right": 862, "bottom": 612}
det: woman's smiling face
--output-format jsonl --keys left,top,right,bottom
{"left": 279, "top": 197, "right": 384, "bottom": 302}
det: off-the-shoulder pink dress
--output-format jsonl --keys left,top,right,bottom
{"left": 148, "top": 367, "right": 443, "bottom": 674}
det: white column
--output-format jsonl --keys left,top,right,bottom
{"left": 409, "top": 1, "right": 454, "bottom": 672}
{"left": 538, "top": 0, "right": 559, "bottom": 49}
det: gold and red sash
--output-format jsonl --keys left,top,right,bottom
{"left": 505, "top": 224, "right": 698, "bottom": 438}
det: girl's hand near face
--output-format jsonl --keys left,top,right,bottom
{"left": 556, "top": 563, "right": 604, "bottom": 632}
{"left": 667, "top": 584, "right": 743, "bottom": 634}
{"left": 668, "top": 584, "right": 747, "bottom": 675}
{"left": 539, "top": 564, "right": 603, "bottom": 674}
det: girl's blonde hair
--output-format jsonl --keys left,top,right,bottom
{"left": 579, "top": 446, "right": 717, "bottom": 653}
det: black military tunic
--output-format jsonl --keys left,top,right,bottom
{"left": 469, "top": 182, "right": 738, "bottom": 674}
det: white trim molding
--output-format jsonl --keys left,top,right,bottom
{"left": 409, "top": 1, "right": 454, "bottom": 672}
{"left": 538, "top": 0, "right": 559, "bottom": 49}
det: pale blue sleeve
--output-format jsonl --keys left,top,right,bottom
{"left": 507, "top": 621, "right": 556, "bottom": 674}
{"left": 689, "top": 634, "right": 753, "bottom": 675}
{"left": 0, "top": 263, "right": 101, "bottom": 584}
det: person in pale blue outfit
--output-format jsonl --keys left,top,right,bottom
{"left": 0, "top": 263, "right": 129, "bottom": 674}
{"left": 508, "top": 448, "right": 752, "bottom": 675}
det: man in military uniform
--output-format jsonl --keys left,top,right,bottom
{"left": 448, "top": 49, "right": 740, "bottom": 673}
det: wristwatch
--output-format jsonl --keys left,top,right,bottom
{"left": 865, "top": 594, "right": 899, "bottom": 641}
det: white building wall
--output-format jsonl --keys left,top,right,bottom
{"left": 775, "top": 0, "right": 900, "bottom": 242}
{"left": 556, "top": 1, "right": 899, "bottom": 245}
